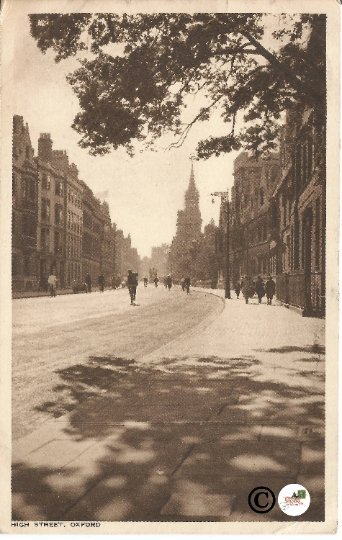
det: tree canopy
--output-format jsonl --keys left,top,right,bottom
{"left": 30, "top": 13, "right": 326, "bottom": 158}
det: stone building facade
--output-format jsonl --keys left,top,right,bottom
{"left": 36, "top": 133, "right": 66, "bottom": 289}
{"left": 81, "top": 182, "right": 105, "bottom": 285}
{"left": 223, "top": 152, "right": 280, "bottom": 285}
{"left": 12, "top": 116, "right": 39, "bottom": 291}
{"left": 271, "top": 107, "right": 325, "bottom": 316}
{"left": 52, "top": 150, "right": 83, "bottom": 287}
{"left": 100, "top": 201, "right": 116, "bottom": 285}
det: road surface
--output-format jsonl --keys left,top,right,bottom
{"left": 13, "top": 286, "right": 223, "bottom": 438}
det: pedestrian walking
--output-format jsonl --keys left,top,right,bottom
{"left": 242, "top": 276, "right": 251, "bottom": 304}
{"left": 127, "top": 269, "right": 138, "bottom": 305}
{"left": 143, "top": 277, "right": 148, "bottom": 287}
{"left": 265, "top": 275, "right": 276, "bottom": 305}
{"left": 98, "top": 274, "right": 105, "bottom": 292}
{"left": 48, "top": 271, "right": 57, "bottom": 297}
{"left": 85, "top": 273, "right": 92, "bottom": 293}
{"left": 180, "top": 277, "right": 185, "bottom": 291}
{"left": 234, "top": 281, "right": 241, "bottom": 299}
{"left": 166, "top": 274, "right": 172, "bottom": 291}
{"left": 154, "top": 276, "right": 159, "bottom": 288}
{"left": 184, "top": 276, "right": 191, "bottom": 294}
{"left": 255, "top": 275, "right": 265, "bottom": 304}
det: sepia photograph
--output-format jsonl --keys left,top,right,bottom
{"left": 0, "top": 0, "right": 339, "bottom": 533}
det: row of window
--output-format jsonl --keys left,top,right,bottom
{"left": 67, "top": 188, "right": 82, "bottom": 209}
{"left": 67, "top": 235, "right": 82, "bottom": 259}
{"left": 41, "top": 199, "right": 64, "bottom": 225}
{"left": 41, "top": 173, "right": 64, "bottom": 197}
{"left": 40, "top": 228, "right": 63, "bottom": 255}
{"left": 67, "top": 210, "right": 82, "bottom": 233}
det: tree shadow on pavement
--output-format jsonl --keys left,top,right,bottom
{"left": 14, "top": 351, "right": 325, "bottom": 522}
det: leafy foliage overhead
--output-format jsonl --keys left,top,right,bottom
{"left": 30, "top": 13, "right": 326, "bottom": 157}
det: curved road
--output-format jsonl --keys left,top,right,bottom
{"left": 13, "top": 286, "right": 223, "bottom": 438}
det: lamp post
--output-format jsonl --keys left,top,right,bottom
{"left": 211, "top": 190, "right": 231, "bottom": 299}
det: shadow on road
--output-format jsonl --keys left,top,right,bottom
{"left": 13, "top": 351, "right": 325, "bottom": 522}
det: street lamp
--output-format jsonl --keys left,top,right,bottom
{"left": 211, "top": 190, "right": 231, "bottom": 299}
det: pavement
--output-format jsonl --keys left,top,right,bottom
{"left": 12, "top": 288, "right": 325, "bottom": 522}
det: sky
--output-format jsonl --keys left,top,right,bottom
{"left": 10, "top": 9, "right": 281, "bottom": 258}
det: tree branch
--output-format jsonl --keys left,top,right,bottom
{"left": 240, "top": 28, "right": 323, "bottom": 102}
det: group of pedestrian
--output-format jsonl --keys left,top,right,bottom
{"left": 85, "top": 273, "right": 105, "bottom": 293}
{"left": 234, "top": 275, "right": 276, "bottom": 305}
{"left": 180, "top": 276, "right": 191, "bottom": 294}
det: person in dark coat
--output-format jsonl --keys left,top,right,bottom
{"left": 255, "top": 275, "right": 265, "bottom": 304}
{"left": 127, "top": 270, "right": 138, "bottom": 304}
{"left": 154, "top": 276, "right": 159, "bottom": 288}
{"left": 98, "top": 274, "right": 105, "bottom": 292}
{"left": 184, "top": 276, "right": 191, "bottom": 294}
{"left": 166, "top": 275, "right": 172, "bottom": 291}
{"left": 85, "top": 273, "right": 92, "bottom": 293}
{"left": 234, "top": 281, "right": 241, "bottom": 299}
{"left": 242, "top": 276, "right": 251, "bottom": 304}
{"left": 265, "top": 276, "right": 276, "bottom": 305}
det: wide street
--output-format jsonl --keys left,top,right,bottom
{"left": 12, "top": 286, "right": 325, "bottom": 522}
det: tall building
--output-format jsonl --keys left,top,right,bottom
{"left": 12, "top": 116, "right": 39, "bottom": 291}
{"left": 271, "top": 106, "right": 325, "bottom": 316}
{"left": 100, "top": 201, "right": 115, "bottom": 285}
{"left": 81, "top": 182, "right": 105, "bottom": 284}
{"left": 52, "top": 150, "right": 83, "bottom": 287}
{"left": 229, "top": 152, "right": 280, "bottom": 282}
{"left": 37, "top": 133, "right": 66, "bottom": 288}
{"left": 170, "top": 163, "right": 202, "bottom": 280}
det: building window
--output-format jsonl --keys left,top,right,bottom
{"left": 54, "top": 231, "right": 61, "bottom": 254}
{"left": 42, "top": 174, "right": 50, "bottom": 190}
{"left": 22, "top": 214, "right": 36, "bottom": 237}
{"left": 41, "top": 198, "right": 50, "bottom": 221}
{"left": 41, "top": 228, "right": 50, "bottom": 250}
{"left": 55, "top": 204, "right": 63, "bottom": 226}
{"left": 55, "top": 180, "right": 63, "bottom": 197}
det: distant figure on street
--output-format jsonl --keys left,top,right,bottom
{"left": 255, "top": 275, "right": 265, "bottom": 304}
{"left": 143, "top": 277, "right": 148, "bottom": 287}
{"left": 265, "top": 276, "right": 276, "bottom": 305}
{"left": 184, "top": 276, "right": 191, "bottom": 295}
{"left": 180, "top": 277, "right": 185, "bottom": 291}
{"left": 48, "top": 271, "right": 57, "bottom": 297}
{"left": 85, "top": 273, "right": 92, "bottom": 293}
{"left": 242, "top": 276, "right": 251, "bottom": 304}
{"left": 234, "top": 281, "right": 241, "bottom": 299}
{"left": 127, "top": 269, "right": 138, "bottom": 305}
{"left": 166, "top": 275, "right": 172, "bottom": 291}
{"left": 98, "top": 274, "right": 105, "bottom": 292}
{"left": 154, "top": 276, "right": 159, "bottom": 288}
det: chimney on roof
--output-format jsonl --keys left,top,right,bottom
{"left": 38, "top": 133, "right": 53, "bottom": 163}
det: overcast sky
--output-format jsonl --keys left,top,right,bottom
{"left": 12, "top": 10, "right": 257, "bottom": 258}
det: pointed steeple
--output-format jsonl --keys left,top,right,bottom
{"left": 185, "top": 161, "right": 199, "bottom": 208}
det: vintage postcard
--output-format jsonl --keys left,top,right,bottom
{"left": 0, "top": 0, "right": 339, "bottom": 534}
